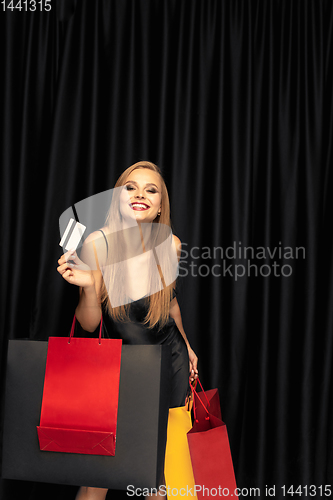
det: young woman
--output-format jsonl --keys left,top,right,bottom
{"left": 57, "top": 161, "right": 198, "bottom": 500}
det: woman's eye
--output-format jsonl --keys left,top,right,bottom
{"left": 125, "top": 185, "right": 134, "bottom": 191}
{"left": 147, "top": 189, "right": 157, "bottom": 193}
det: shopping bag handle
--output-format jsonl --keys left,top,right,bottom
{"left": 69, "top": 314, "right": 103, "bottom": 345}
{"left": 189, "top": 377, "right": 211, "bottom": 422}
{"left": 189, "top": 376, "right": 210, "bottom": 406}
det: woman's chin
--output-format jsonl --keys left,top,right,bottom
{"left": 132, "top": 210, "right": 156, "bottom": 223}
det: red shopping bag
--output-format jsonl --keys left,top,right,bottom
{"left": 187, "top": 380, "right": 238, "bottom": 499}
{"left": 37, "top": 316, "right": 122, "bottom": 456}
{"left": 192, "top": 378, "right": 222, "bottom": 422}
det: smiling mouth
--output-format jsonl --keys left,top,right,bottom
{"left": 130, "top": 203, "right": 150, "bottom": 211}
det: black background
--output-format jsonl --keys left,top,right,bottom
{"left": 1, "top": 1, "right": 332, "bottom": 498}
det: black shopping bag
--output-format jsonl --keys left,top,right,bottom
{"left": 2, "top": 341, "right": 171, "bottom": 490}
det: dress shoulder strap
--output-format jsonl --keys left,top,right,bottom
{"left": 99, "top": 229, "right": 109, "bottom": 257}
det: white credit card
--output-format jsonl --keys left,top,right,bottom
{"left": 59, "top": 218, "right": 86, "bottom": 251}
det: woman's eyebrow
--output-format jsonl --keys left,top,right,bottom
{"left": 124, "top": 180, "right": 159, "bottom": 189}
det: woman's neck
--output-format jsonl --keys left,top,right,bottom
{"left": 121, "top": 220, "right": 153, "bottom": 258}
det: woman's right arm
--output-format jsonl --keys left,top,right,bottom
{"left": 57, "top": 231, "right": 107, "bottom": 332}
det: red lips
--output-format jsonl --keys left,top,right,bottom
{"left": 130, "top": 203, "right": 150, "bottom": 211}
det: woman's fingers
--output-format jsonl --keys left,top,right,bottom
{"left": 66, "top": 251, "right": 80, "bottom": 264}
{"left": 58, "top": 249, "right": 76, "bottom": 265}
{"left": 189, "top": 363, "right": 196, "bottom": 382}
{"left": 57, "top": 259, "right": 80, "bottom": 275}
{"left": 66, "top": 251, "right": 91, "bottom": 271}
{"left": 57, "top": 251, "right": 96, "bottom": 288}
{"left": 57, "top": 262, "right": 71, "bottom": 274}
{"left": 57, "top": 250, "right": 78, "bottom": 280}
{"left": 62, "top": 268, "right": 74, "bottom": 279}
{"left": 58, "top": 250, "right": 90, "bottom": 273}
{"left": 189, "top": 363, "right": 199, "bottom": 382}
{"left": 188, "top": 347, "right": 199, "bottom": 381}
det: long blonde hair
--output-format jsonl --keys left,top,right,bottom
{"left": 100, "top": 161, "right": 176, "bottom": 330}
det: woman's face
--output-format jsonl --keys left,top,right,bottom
{"left": 120, "top": 168, "right": 162, "bottom": 223}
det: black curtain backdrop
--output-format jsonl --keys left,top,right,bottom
{"left": 1, "top": 1, "right": 332, "bottom": 499}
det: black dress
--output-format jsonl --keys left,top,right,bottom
{"left": 99, "top": 230, "right": 190, "bottom": 409}
{"left": 102, "top": 294, "right": 189, "bottom": 408}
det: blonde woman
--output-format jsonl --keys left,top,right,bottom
{"left": 57, "top": 161, "right": 198, "bottom": 500}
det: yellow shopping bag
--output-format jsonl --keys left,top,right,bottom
{"left": 164, "top": 396, "right": 198, "bottom": 499}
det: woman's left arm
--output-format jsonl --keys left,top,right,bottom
{"left": 171, "top": 234, "right": 198, "bottom": 382}
{"left": 169, "top": 298, "right": 198, "bottom": 382}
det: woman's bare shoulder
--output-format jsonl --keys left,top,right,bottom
{"left": 172, "top": 233, "right": 181, "bottom": 248}
{"left": 80, "top": 228, "right": 109, "bottom": 267}
{"left": 172, "top": 234, "right": 182, "bottom": 261}
{"left": 84, "top": 226, "right": 108, "bottom": 243}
